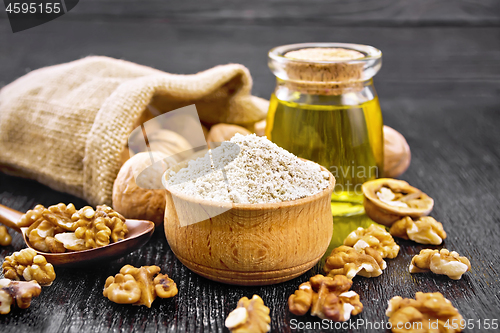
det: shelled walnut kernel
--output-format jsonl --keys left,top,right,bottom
{"left": 0, "top": 279, "right": 41, "bottom": 315}
{"left": 103, "top": 264, "right": 177, "bottom": 308}
{"left": 386, "top": 292, "right": 463, "bottom": 333}
{"left": 288, "top": 275, "right": 362, "bottom": 322}
{"left": 324, "top": 245, "right": 386, "bottom": 279}
{"left": 2, "top": 248, "right": 56, "bottom": 286}
{"left": 23, "top": 203, "right": 77, "bottom": 252}
{"left": 225, "top": 295, "right": 271, "bottom": 333}
{"left": 344, "top": 224, "right": 400, "bottom": 259}
{"left": 390, "top": 216, "right": 446, "bottom": 245}
{"left": 409, "top": 249, "right": 471, "bottom": 280}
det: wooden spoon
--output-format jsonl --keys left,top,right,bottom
{"left": 0, "top": 204, "right": 155, "bottom": 267}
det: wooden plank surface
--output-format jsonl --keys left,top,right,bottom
{"left": 1, "top": 1, "right": 500, "bottom": 332}
{"left": 1, "top": 21, "right": 499, "bottom": 99}
{"left": 22, "top": 0, "right": 500, "bottom": 26}
{"left": 1, "top": 100, "right": 499, "bottom": 333}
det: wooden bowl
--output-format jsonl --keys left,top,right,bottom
{"left": 162, "top": 161, "right": 335, "bottom": 286}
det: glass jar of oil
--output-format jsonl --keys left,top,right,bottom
{"left": 266, "top": 43, "right": 383, "bottom": 216}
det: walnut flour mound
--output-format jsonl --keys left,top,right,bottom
{"left": 168, "top": 134, "right": 330, "bottom": 204}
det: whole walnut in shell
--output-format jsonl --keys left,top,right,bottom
{"left": 253, "top": 119, "right": 266, "bottom": 137}
{"left": 383, "top": 126, "right": 411, "bottom": 178}
{"left": 113, "top": 152, "right": 177, "bottom": 226}
{"left": 207, "top": 123, "right": 252, "bottom": 148}
{"left": 128, "top": 128, "right": 193, "bottom": 160}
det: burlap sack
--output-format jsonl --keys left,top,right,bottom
{"left": 0, "top": 56, "right": 268, "bottom": 206}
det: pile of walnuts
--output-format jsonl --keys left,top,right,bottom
{"left": 19, "top": 203, "right": 128, "bottom": 253}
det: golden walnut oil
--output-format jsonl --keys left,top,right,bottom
{"left": 266, "top": 94, "right": 384, "bottom": 216}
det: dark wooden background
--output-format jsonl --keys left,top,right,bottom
{"left": 1, "top": 1, "right": 499, "bottom": 332}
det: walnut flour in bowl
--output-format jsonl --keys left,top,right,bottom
{"left": 168, "top": 134, "right": 330, "bottom": 204}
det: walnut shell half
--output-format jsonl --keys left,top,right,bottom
{"left": 362, "top": 179, "right": 434, "bottom": 226}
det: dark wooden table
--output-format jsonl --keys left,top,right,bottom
{"left": 1, "top": 1, "right": 500, "bottom": 332}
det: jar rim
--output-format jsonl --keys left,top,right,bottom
{"left": 269, "top": 42, "right": 382, "bottom": 64}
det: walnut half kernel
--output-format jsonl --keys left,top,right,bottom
{"left": 0, "top": 279, "right": 41, "bottom": 315}
{"left": 344, "top": 224, "right": 400, "bottom": 259}
{"left": 324, "top": 245, "right": 386, "bottom": 279}
{"left": 2, "top": 248, "right": 56, "bottom": 286}
{"left": 103, "top": 264, "right": 177, "bottom": 308}
{"left": 390, "top": 216, "right": 446, "bottom": 245}
{"left": 288, "top": 275, "right": 363, "bottom": 322}
{"left": 386, "top": 292, "right": 463, "bottom": 333}
{"left": 225, "top": 295, "right": 271, "bottom": 333}
{"left": 409, "top": 249, "right": 471, "bottom": 280}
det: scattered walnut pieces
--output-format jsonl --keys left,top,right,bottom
{"left": 0, "top": 226, "right": 12, "bottom": 246}
{"left": 19, "top": 203, "right": 128, "bottom": 253}
{"left": 362, "top": 179, "right": 434, "bottom": 227}
{"left": 0, "top": 279, "right": 41, "bottom": 315}
{"left": 344, "top": 224, "right": 400, "bottom": 259}
{"left": 409, "top": 249, "right": 471, "bottom": 280}
{"left": 225, "top": 295, "right": 270, "bottom": 333}
{"left": 103, "top": 264, "right": 177, "bottom": 308}
{"left": 2, "top": 248, "right": 56, "bottom": 286}
{"left": 324, "top": 245, "right": 386, "bottom": 279}
{"left": 288, "top": 275, "right": 362, "bottom": 322}
{"left": 390, "top": 216, "right": 447, "bottom": 245}
{"left": 386, "top": 292, "right": 463, "bottom": 333}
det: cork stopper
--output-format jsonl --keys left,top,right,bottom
{"left": 284, "top": 47, "right": 365, "bottom": 61}
{"left": 282, "top": 47, "right": 366, "bottom": 95}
